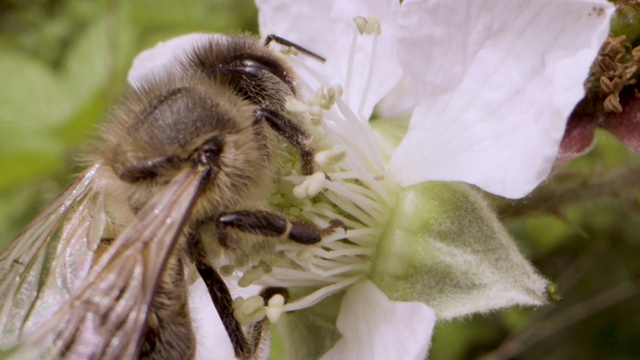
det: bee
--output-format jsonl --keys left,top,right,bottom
{"left": 0, "top": 34, "right": 342, "bottom": 359}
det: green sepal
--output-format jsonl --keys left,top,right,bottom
{"left": 274, "top": 290, "right": 343, "bottom": 360}
{"left": 370, "top": 181, "right": 549, "bottom": 319}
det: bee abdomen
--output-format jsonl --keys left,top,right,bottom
{"left": 139, "top": 256, "right": 195, "bottom": 360}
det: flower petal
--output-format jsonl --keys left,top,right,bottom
{"left": 321, "top": 280, "right": 435, "bottom": 360}
{"left": 189, "top": 278, "right": 235, "bottom": 360}
{"left": 602, "top": 90, "right": 640, "bottom": 152}
{"left": 189, "top": 277, "right": 267, "bottom": 359}
{"left": 127, "top": 33, "right": 222, "bottom": 87}
{"left": 555, "top": 105, "right": 598, "bottom": 167}
{"left": 256, "top": 0, "right": 402, "bottom": 119}
{"left": 391, "top": 0, "right": 612, "bottom": 198}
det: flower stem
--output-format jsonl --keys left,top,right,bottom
{"left": 494, "top": 160, "right": 640, "bottom": 218}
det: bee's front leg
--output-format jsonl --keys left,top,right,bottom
{"left": 253, "top": 108, "right": 315, "bottom": 175}
{"left": 216, "top": 209, "right": 346, "bottom": 248}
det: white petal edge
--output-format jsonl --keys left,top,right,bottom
{"left": 256, "top": 0, "right": 403, "bottom": 120}
{"left": 189, "top": 277, "right": 268, "bottom": 360}
{"left": 127, "top": 33, "right": 225, "bottom": 88}
{"left": 189, "top": 277, "right": 235, "bottom": 360}
{"left": 320, "top": 280, "right": 436, "bottom": 360}
{"left": 391, "top": 0, "right": 612, "bottom": 198}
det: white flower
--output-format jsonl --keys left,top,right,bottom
{"left": 255, "top": 0, "right": 611, "bottom": 358}
{"left": 258, "top": 0, "right": 612, "bottom": 199}
{"left": 128, "top": 0, "right": 612, "bottom": 358}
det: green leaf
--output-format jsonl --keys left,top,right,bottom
{"left": 0, "top": 16, "right": 113, "bottom": 190}
{"left": 60, "top": 17, "right": 110, "bottom": 106}
{"left": 370, "top": 182, "right": 549, "bottom": 319}
{"left": 0, "top": 48, "right": 70, "bottom": 149}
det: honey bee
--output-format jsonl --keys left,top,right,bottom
{"left": 0, "top": 34, "right": 341, "bottom": 359}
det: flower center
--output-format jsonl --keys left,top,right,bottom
{"left": 235, "top": 17, "right": 396, "bottom": 316}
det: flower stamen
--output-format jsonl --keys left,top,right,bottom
{"left": 315, "top": 146, "right": 347, "bottom": 168}
{"left": 266, "top": 294, "right": 285, "bottom": 323}
{"left": 282, "top": 276, "right": 365, "bottom": 312}
{"left": 353, "top": 16, "right": 381, "bottom": 36}
{"left": 344, "top": 27, "right": 359, "bottom": 105}
{"left": 352, "top": 16, "right": 381, "bottom": 116}
{"left": 232, "top": 295, "right": 266, "bottom": 326}
{"left": 359, "top": 25, "right": 379, "bottom": 116}
{"left": 243, "top": 20, "right": 397, "bottom": 313}
{"left": 292, "top": 172, "right": 326, "bottom": 198}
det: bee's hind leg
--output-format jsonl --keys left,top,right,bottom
{"left": 244, "top": 288, "right": 291, "bottom": 358}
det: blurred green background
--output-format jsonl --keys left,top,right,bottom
{"left": 0, "top": 0, "right": 638, "bottom": 359}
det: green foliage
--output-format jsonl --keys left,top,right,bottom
{"left": 0, "top": 0, "right": 258, "bottom": 249}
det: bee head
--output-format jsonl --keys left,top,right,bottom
{"left": 103, "top": 78, "right": 265, "bottom": 187}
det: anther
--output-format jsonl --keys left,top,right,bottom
{"left": 293, "top": 172, "right": 326, "bottom": 198}
{"left": 315, "top": 146, "right": 347, "bottom": 168}
{"left": 353, "top": 16, "right": 381, "bottom": 36}
{"left": 233, "top": 296, "right": 266, "bottom": 325}
{"left": 285, "top": 96, "right": 309, "bottom": 114}
{"left": 266, "top": 294, "right": 286, "bottom": 323}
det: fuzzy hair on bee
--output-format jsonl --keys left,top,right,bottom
{"left": 0, "top": 34, "right": 340, "bottom": 360}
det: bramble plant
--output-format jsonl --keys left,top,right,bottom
{"left": 1, "top": 0, "right": 639, "bottom": 359}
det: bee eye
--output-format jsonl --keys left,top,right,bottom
{"left": 202, "top": 136, "right": 223, "bottom": 154}
{"left": 226, "top": 55, "right": 296, "bottom": 96}
{"left": 194, "top": 136, "right": 224, "bottom": 168}
{"left": 203, "top": 144, "right": 222, "bottom": 157}
{"left": 115, "top": 154, "right": 180, "bottom": 183}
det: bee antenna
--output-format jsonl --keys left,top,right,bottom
{"left": 264, "top": 34, "right": 326, "bottom": 63}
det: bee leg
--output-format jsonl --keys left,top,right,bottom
{"left": 244, "top": 288, "right": 291, "bottom": 356}
{"left": 195, "top": 260, "right": 257, "bottom": 359}
{"left": 263, "top": 34, "right": 326, "bottom": 63}
{"left": 254, "top": 108, "right": 315, "bottom": 175}
{"left": 188, "top": 234, "right": 256, "bottom": 359}
{"left": 217, "top": 210, "right": 346, "bottom": 246}
{"left": 261, "top": 287, "right": 289, "bottom": 300}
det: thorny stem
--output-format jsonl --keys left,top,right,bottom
{"left": 494, "top": 159, "right": 640, "bottom": 218}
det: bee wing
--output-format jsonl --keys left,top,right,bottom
{"left": 0, "top": 163, "right": 105, "bottom": 346}
{"left": 3, "top": 166, "right": 207, "bottom": 359}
